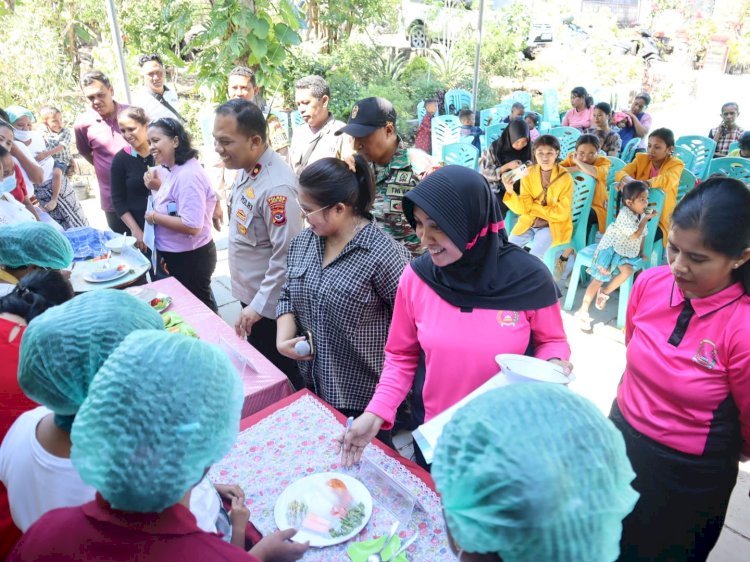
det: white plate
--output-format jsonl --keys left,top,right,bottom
{"left": 82, "top": 263, "right": 130, "bottom": 283}
{"left": 274, "top": 472, "right": 373, "bottom": 548}
{"left": 149, "top": 293, "right": 172, "bottom": 313}
{"left": 495, "top": 353, "right": 574, "bottom": 384}
{"left": 105, "top": 236, "right": 137, "bottom": 253}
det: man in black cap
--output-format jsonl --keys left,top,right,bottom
{"left": 336, "top": 97, "right": 421, "bottom": 255}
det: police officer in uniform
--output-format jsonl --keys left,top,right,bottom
{"left": 213, "top": 99, "right": 304, "bottom": 389}
{"left": 336, "top": 97, "right": 422, "bottom": 256}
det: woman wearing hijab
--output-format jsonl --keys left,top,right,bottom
{"left": 480, "top": 119, "right": 532, "bottom": 215}
{"left": 337, "top": 166, "right": 572, "bottom": 468}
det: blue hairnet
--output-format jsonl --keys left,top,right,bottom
{"left": 4, "top": 105, "right": 35, "bottom": 125}
{"left": 18, "top": 290, "right": 164, "bottom": 419}
{"left": 432, "top": 384, "right": 638, "bottom": 562}
{"left": 0, "top": 222, "right": 73, "bottom": 269}
{"left": 71, "top": 330, "right": 244, "bottom": 513}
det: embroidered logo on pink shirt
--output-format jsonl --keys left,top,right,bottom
{"left": 693, "top": 339, "right": 718, "bottom": 370}
{"left": 497, "top": 310, "right": 519, "bottom": 327}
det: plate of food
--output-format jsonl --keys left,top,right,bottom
{"left": 105, "top": 236, "right": 136, "bottom": 253}
{"left": 495, "top": 354, "right": 574, "bottom": 384}
{"left": 82, "top": 262, "right": 130, "bottom": 283}
{"left": 274, "top": 472, "right": 372, "bottom": 547}
{"left": 149, "top": 293, "right": 172, "bottom": 313}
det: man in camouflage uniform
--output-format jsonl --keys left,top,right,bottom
{"left": 336, "top": 97, "right": 422, "bottom": 256}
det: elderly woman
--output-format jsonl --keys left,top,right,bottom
{"left": 7, "top": 331, "right": 307, "bottom": 562}
{"left": 432, "top": 383, "right": 638, "bottom": 561}
{"left": 145, "top": 117, "right": 218, "bottom": 310}
{"left": 338, "top": 167, "right": 571, "bottom": 468}
{"left": 0, "top": 221, "right": 73, "bottom": 296}
{"left": 4, "top": 106, "right": 87, "bottom": 230}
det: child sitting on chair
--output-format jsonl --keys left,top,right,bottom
{"left": 414, "top": 99, "right": 438, "bottom": 154}
{"left": 525, "top": 112, "right": 540, "bottom": 142}
{"left": 459, "top": 109, "right": 483, "bottom": 152}
{"left": 575, "top": 181, "right": 654, "bottom": 331}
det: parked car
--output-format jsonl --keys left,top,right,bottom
{"left": 401, "top": 0, "right": 476, "bottom": 49}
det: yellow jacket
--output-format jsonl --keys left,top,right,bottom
{"left": 560, "top": 154, "right": 610, "bottom": 233}
{"left": 504, "top": 163, "right": 574, "bottom": 246}
{"left": 615, "top": 153, "right": 684, "bottom": 245}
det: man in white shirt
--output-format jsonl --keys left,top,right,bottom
{"left": 132, "top": 54, "right": 183, "bottom": 122}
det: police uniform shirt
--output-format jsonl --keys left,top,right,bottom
{"left": 288, "top": 113, "right": 346, "bottom": 176}
{"left": 228, "top": 147, "right": 303, "bottom": 318}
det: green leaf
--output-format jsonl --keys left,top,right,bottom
{"left": 248, "top": 34, "right": 267, "bottom": 59}
{"left": 274, "top": 22, "right": 301, "bottom": 46}
{"left": 249, "top": 15, "right": 270, "bottom": 40}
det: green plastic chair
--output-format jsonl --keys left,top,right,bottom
{"left": 548, "top": 126, "right": 581, "bottom": 157}
{"left": 543, "top": 88, "right": 561, "bottom": 127}
{"left": 485, "top": 123, "right": 507, "bottom": 147}
{"left": 291, "top": 110, "right": 305, "bottom": 129}
{"left": 271, "top": 110, "right": 291, "bottom": 141}
{"left": 495, "top": 101, "right": 514, "bottom": 121}
{"left": 417, "top": 101, "right": 426, "bottom": 123}
{"left": 651, "top": 168, "right": 697, "bottom": 266}
{"left": 675, "top": 135, "right": 717, "bottom": 180}
{"left": 607, "top": 156, "right": 626, "bottom": 185}
{"left": 620, "top": 137, "right": 640, "bottom": 163}
{"left": 512, "top": 90, "right": 532, "bottom": 110}
{"left": 480, "top": 107, "right": 499, "bottom": 128}
{"left": 443, "top": 143, "right": 480, "bottom": 170}
{"left": 706, "top": 157, "right": 750, "bottom": 184}
{"left": 727, "top": 141, "right": 740, "bottom": 154}
{"left": 671, "top": 145, "right": 696, "bottom": 173}
{"left": 563, "top": 188, "right": 666, "bottom": 329}
{"left": 444, "top": 89, "right": 473, "bottom": 115}
{"left": 431, "top": 115, "right": 462, "bottom": 159}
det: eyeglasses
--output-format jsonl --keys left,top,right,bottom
{"left": 296, "top": 198, "right": 331, "bottom": 220}
{"left": 139, "top": 54, "right": 163, "bottom": 66}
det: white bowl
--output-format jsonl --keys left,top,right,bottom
{"left": 105, "top": 236, "right": 137, "bottom": 253}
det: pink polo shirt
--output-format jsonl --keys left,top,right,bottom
{"left": 562, "top": 106, "right": 594, "bottom": 130}
{"left": 153, "top": 158, "right": 216, "bottom": 253}
{"left": 618, "top": 266, "right": 750, "bottom": 457}
{"left": 366, "top": 265, "right": 571, "bottom": 428}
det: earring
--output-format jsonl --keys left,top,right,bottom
{"left": 735, "top": 263, "right": 741, "bottom": 269}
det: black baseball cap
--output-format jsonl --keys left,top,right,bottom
{"left": 335, "top": 97, "right": 397, "bottom": 137}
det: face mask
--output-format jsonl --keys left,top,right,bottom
{"left": 13, "top": 129, "right": 31, "bottom": 142}
{"left": 0, "top": 174, "right": 17, "bottom": 195}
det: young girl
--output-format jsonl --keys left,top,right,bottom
{"left": 615, "top": 127, "right": 683, "bottom": 247}
{"left": 575, "top": 181, "right": 654, "bottom": 331}
{"left": 562, "top": 86, "right": 594, "bottom": 130}
{"left": 503, "top": 135, "right": 573, "bottom": 259}
{"left": 525, "top": 112, "right": 540, "bottom": 142}
{"left": 587, "top": 102, "right": 622, "bottom": 156}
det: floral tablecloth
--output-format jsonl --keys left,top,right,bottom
{"left": 209, "top": 394, "right": 456, "bottom": 561}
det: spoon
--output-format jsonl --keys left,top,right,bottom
{"left": 385, "top": 533, "right": 418, "bottom": 562}
{"left": 366, "top": 521, "right": 399, "bottom": 562}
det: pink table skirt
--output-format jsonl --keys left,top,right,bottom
{"left": 127, "top": 277, "right": 293, "bottom": 417}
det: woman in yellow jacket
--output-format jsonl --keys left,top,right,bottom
{"left": 615, "top": 128, "right": 684, "bottom": 246}
{"left": 503, "top": 135, "right": 574, "bottom": 259}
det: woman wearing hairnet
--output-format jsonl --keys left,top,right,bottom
{"left": 7, "top": 330, "right": 307, "bottom": 561}
{"left": 0, "top": 221, "right": 73, "bottom": 296}
{"left": 432, "top": 384, "right": 639, "bottom": 562}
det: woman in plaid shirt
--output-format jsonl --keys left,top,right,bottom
{"left": 276, "top": 156, "right": 410, "bottom": 424}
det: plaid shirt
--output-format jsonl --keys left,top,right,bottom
{"left": 709, "top": 124, "right": 745, "bottom": 157}
{"left": 276, "top": 222, "right": 410, "bottom": 411}
{"left": 41, "top": 126, "right": 72, "bottom": 167}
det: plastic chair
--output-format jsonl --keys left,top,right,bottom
{"left": 271, "top": 110, "right": 291, "bottom": 140}
{"left": 484, "top": 123, "right": 507, "bottom": 147}
{"left": 563, "top": 188, "right": 666, "bottom": 329}
{"left": 620, "top": 137, "right": 640, "bottom": 163}
{"left": 290, "top": 110, "right": 305, "bottom": 130}
{"left": 650, "top": 168, "right": 697, "bottom": 267}
{"left": 444, "top": 89, "right": 473, "bottom": 115}
{"left": 706, "top": 157, "right": 750, "bottom": 184}
{"left": 548, "top": 126, "right": 581, "bottom": 157}
{"left": 543, "top": 88, "right": 560, "bottom": 127}
{"left": 495, "top": 101, "right": 513, "bottom": 121}
{"left": 511, "top": 90, "right": 531, "bottom": 110}
{"left": 480, "top": 107, "right": 499, "bottom": 128}
{"left": 675, "top": 135, "right": 717, "bottom": 180}
{"left": 607, "top": 156, "right": 626, "bottom": 185}
{"left": 728, "top": 141, "right": 740, "bottom": 154}
{"left": 431, "top": 115, "right": 462, "bottom": 159}
{"left": 443, "top": 143, "right": 480, "bottom": 170}
{"left": 504, "top": 209, "right": 518, "bottom": 235}
{"left": 540, "top": 172, "right": 596, "bottom": 273}
{"left": 671, "top": 145, "right": 696, "bottom": 173}
{"left": 417, "top": 101, "right": 426, "bottom": 123}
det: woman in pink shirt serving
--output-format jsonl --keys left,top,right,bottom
{"left": 562, "top": 86, "right": 594, "bottom": 131}
{"left": 337, "top": 166, "right": 571, "bottom": 468}
{"left": 611, "top": 177, "right": 750, "bottom": 562}
{"left": 145, "top": 118, "right": 218, "bottom": 311}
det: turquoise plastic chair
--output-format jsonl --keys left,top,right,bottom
{"left": 291, "top": 110, "right": 305, "bottom": 130}
{"left": 651, "top": 168, "right": 697, "bottom": 266}
{"left": 543, "top": 88, "right": 560, "bottom": 127}
{"left": 271, "top": 110, "right": 291, "bottom": 140}
{"left": 563, "top": 188, "right": 666, "bottom": 329}
{"left": 727, "top": 141, "right": 740, "bottom": 154}
{"left": 485, "top": 123, "right": 507, "bottom": 147}
{"left": 443, "top": 143, "right": 480, "bottom": 170}
{"left": 495, "top": 101, "right": 513, "bottom": 121}
{"left": 607, "top": 156, "right": 626, "bottom": 185}
{"left": 675, "top": 135, "right": 717, "bottom": 180}
{"left": 512, "top": 90, "right": 531, "bottom": 110}
{"left": 540, "top": 172, "right": 596, "bottom": 273}
{"left": 706, "top": 157, "right": 750, "bottom": 184}
{"left": 480, "top": 107, "right": 499, "bottom": 127}
{"left": 504, "top": 209, "right": 517, "bottom": 235}
{"left": 444, "top": 89, "right": 473, "bottom": 115}
{"left": 548, "top": 126, "right": 581, "bottom": 157}
{"left": 671, "top": 145, "right": 696, "bottom": 173}
{"left": 431, "top": 115, "right": 462, "bottom": 159}
{"left": 620, "top": 137, "right": 640, "bottom": 163}
{"left": 417, "top": 101, "right": 426, "bottom": 123}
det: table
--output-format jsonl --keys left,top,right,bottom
{"left": 211, "top": 390, "right": 455, "bottom": 561}
{"left": 126, "top": 277, "right": 294, "bottom": 417}
{"left": 70, "top": 245, "right": 151, "bottom": 292}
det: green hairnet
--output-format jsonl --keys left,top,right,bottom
{"left": 432, "top": 384, "right": 638, "bottom": 562}
{"left": 18, "top": 290, "right": 164, "bottom": 417}
{"left": 71, "top": 330, "right": 244, "bottom": 513}
{"left": 4, "top": 105, "right": 35, "bottom": 125}
{"left": 0, "top": 222, "right": 73, "bottom": 269}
